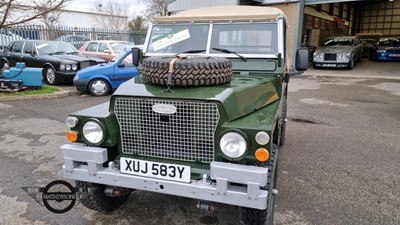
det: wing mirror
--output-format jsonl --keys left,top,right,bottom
{"left": 295, "top": 47, "right": 309, "bottom": 71}
{"left": 131, "top": 47, "right": 141, "bottom": 67}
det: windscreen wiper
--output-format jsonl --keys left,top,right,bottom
{"left": 66, "top": 51, "right": 79, "bottom": 54}
{"left": 49, "top": 51, "right": 66, "bottom": 55}
{"left": 212, "top": 47, "right": 247, "bottom": 62}
{"left": 180, "top": 49, "right": 206, "bottom": 54}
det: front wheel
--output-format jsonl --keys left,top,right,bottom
{"left": 76, "top": 181, "right": 130, "bottom": 212}
{"left": 88, "top": 79, "right": 110, "bottom": 96}
{"left": 44, "top": 67, "right": 58, "bottom": 85}
{"left": 347, "top": 59, "right": 355, "bottom": 69}
{"left": 239, "top": 144, "right": 279, "bottom": 225}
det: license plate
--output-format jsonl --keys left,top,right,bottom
{"left": 388, "top": 54, "right": 400, "bottom": 57}
{"left": 322, "top": 64, "right": 336, "bottom": 67}
{"left": 120, "top": 157, "right": 191, "bottom": 183}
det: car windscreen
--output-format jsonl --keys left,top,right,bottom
{"left": 146, "top": 24, "right": 209, "bottom": 53}
{"left": 377, "top": 38, "right": 400, "bottom": 47}
{"left": 110, "top": 42, "right": 135, "bottom": 53}
{"left": 36, "top": 41, "right": 78, "bottom": 55}
{"left": 323, "top": 38, "right": 354, "bottom": 47}
{"left": 210, "top": 23, "right": 278, "bottom": 54}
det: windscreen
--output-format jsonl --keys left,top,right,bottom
{"left": 210, "top": 23, "right": 278, "bottom": 54}
{"left": 146, "top": 24, "right": 209, "bottom": 54}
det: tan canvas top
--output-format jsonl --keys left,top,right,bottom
{"left": 154, "top": 6, "right": 286, "bottom": 23}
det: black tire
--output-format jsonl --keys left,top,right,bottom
{"left": 240, "top": 144, "right": 279, "bottom": 225}
{"left": 88, "top": 79, "right": 110, "bottom": 96}
{"left": 279, "top": 91, "right": 287, "bottom": 146}
{"left": 347, "top": 58, "right": 354, "bottom": 69}
{"left": 44, "top": 66, "right": 58, "bottom": 85}
{"left": 76, "top": 181, "right": 130, "bottom": 212}
{"left": 142, "top": 56, "right": 232, "bottom": 86}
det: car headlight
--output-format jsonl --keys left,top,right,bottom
{"left": 313, "top": 52, "right": 324, "bottom": 59}
{"left": 60, "top": 64, "right": 65, "bottom": 70}
{"left": 72, "top": 64, "right": 78, "bottom": 70}
{"left": 220, "top": 132, "right": 247, "bottom": 158}
{"left": 66, "top": 64, "right": 72, "bottom": 70}
{"left": 82, "top": 121, "right": 104, "bottom": 144}
{"left": 338, "top": 53, "right": 350, "bottom": 59}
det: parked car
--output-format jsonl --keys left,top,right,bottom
{"left": 0, "top": 40, "right": 106, "bottom": 84}
{"left": 54, "top": 35, "right": 91, "bottom": 49}
{"left": 73, "top": 48, "right": 139, "bottom": 96}
{"left": 0, "top": 29, "right": 25, "bottom": 52}
{"left": 79, "top": 40, "right": 135, "bottom": 62}
{"left": 370, "top": 37, "right": 400, "bottom": 61}
{"left": 312, "top": 36, "right": 364, "bottom": 69}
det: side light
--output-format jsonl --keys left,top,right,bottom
{"left": 67, "top": 131, "right": 78, "bottom": 142}
{"left": 66, "top": 116, "right": 78, "bottom": 128}
{"left": 255, "top": 131, "right": 270, "bottom": 145}
{"left": 255, "top": 148, "right": 269, "bottom": 162}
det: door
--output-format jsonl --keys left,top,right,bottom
{"left": 8, "top": 41, "right": 24, "bottom": 66}
{"left": 111, "top": 53, "right": 138, "bottom": 89}
{"left": 310, "top": 29, "right": 320, "bottom": 48}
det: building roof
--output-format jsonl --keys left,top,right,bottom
{"left": 154, "top": 5, "right": 286, "bottom": 23}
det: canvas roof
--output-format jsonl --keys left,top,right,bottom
{"left": 153, "top": 5, "right": 286, "bottom": 23}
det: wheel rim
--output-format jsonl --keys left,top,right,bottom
{"left": 3, "top": 62, "right": 9, "bottom": 70}
{"left": 91, "top": 80, "right": 107, "bottom": 95}
{"left": 46, "top": 68, "right": 56, "bottom": 84}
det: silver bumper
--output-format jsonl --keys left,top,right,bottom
{"left": 61, "top": 144, "right": 269, "bottom": 210}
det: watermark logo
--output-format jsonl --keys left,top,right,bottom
{"left": 22, "top": 180, "right": 80, "bottom": 214}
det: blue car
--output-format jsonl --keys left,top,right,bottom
{"left": 372, "top": 37, "right": 400, "bottom": 61}
{"left": 73, "top": 49, "right": 139, "bottom": 96}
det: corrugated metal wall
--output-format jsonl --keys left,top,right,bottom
{"left": 358, "top": 0, "right": 400, "bottom": 36}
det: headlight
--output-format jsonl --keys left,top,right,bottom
{"left": 82, "top": 121, "right": 104, "bottom": 144}
{"left": 338, "top": 53, "right": 350, "bottom": 59}
{"left": 66, "top": 116, "right": 78, "bottom": 128}
{"left": 255, "top": 131, "right": 270, "bottom": 145}
{"left": 66, "top": 64, "right": 72, "bottom": 70}
{"left": 60, "top": 64, "right": 65, "bottom": 70}
{"left": 72, "top": 64, "right": 78, "bottom": 70}
{"left": 220, "top": 132, "right": 247, "bottom": 158}
{"left": 314, "top": 52, "right": 324, "bottom": 59}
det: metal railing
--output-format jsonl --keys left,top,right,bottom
{"left": 0, "top": 25, "right": 147, "bottom": 50}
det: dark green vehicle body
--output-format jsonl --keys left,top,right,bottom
{"left": 61, "top": 5, "right": 308, "bottom": 224}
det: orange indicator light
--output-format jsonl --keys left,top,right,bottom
{"left": 255, "top": 148, "right": 269, "bottom": 162}
{"left": 67, "top": 131, "right": 78, "bottom": 142}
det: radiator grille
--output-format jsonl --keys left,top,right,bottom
{"left": 80, "top": 61, "right": 97, "bottom": 69}
{"left": 114, "top": 98, "right": 220, "bottom": 163}
{"left": 324, "top": 54, "right": 337, "bottom": 61}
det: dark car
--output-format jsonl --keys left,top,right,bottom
{"left": 370, "top": 37, "right": 400, "bottom": 61}
{"left": 74, "top": 48, "right": 139, "bottom": 96}
{"left": 0, "top": 40, "right": 106, "bottom": 84}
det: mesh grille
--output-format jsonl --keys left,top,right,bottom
{"left": 114, "top": 98, "right": 220, "bottom": 163}
{"left": 324, "top": 54, "right": 337, "bottom": 61}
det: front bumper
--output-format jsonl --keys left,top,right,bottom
{"left": 61, "top": 144, "right": 269, "bottom": 210}
{"left": 73, "top": 79, "right": 89, "bottom": 92}
{"left": 313, "top": 62, "right": 348, "bottom": 68}
{"left": 56, "top": 71, "right": 77, "bottom": 82}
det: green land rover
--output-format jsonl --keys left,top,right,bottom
{"left": 61, "top": 5, "right": 308, "bottom": 225}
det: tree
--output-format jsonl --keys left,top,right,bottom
{"left": 143, "top": 0, "right": 166, "bottom": 22}
{"left": 93, "top": 0, "right": 129, "bottom": 30}
{"left": 129, "top": 15, "right": 146, "bottom": 31}
{"left": 0, "top": 0, "right": 70, "bottom": 28}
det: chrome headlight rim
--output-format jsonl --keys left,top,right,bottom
{"left": 66, "top": 64, "right": 72, "bottom": 71}
{"left": 219, "top": 130, "right": 248, "bottom": 160}
{"left": 72, "top": 64, "right": 78, "bottom": 70}
{"left": 82, "top": 119, "right": 105, "bottom": 146}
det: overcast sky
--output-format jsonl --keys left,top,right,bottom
{"left": 67, "top": 0, "right": 146, "bottom": 17}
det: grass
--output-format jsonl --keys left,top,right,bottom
{"left": 0, "top": 85, "right": 59, "bottom": 96}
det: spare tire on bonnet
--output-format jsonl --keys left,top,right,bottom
{"left": 142, "top": 56, "right": 233, "bottom": 87}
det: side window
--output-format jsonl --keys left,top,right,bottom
{"left": 119, "top": 54, "right": 133, "bottom": 67}
{"left": 86, "top": 42, "right": 98, "bottom": 52}
{"left": 98, "top": 43, "right": 108, "bottom": 52}
{"left": 23, "top": 42, "right": 33, "bottom": 54}
{"left": 12, "top": 41, "right": 24, "bottom": 53}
